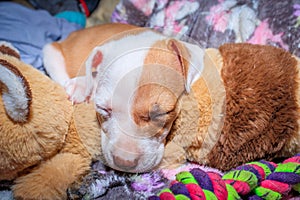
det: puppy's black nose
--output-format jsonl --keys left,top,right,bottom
{"left": 113, "top": 155, "right": 139, "bottom": 170}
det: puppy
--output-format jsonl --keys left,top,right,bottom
{"left": 43, "top": 23, "right": 203, "bottom": 172}
{"left": 43, "top": 23, "right": 300, "bottom": 172}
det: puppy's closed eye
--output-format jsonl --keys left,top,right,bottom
{"left": 139, "top": 104, "right": 176, "bottom": 126}
{"left": 150, "top": 111, "right": 168, "bottom": 122}
{"left": 140, "top": 110, "right": 167, "bottom": 123}
{"left": 96, "top": 104, "right": 112, "bottom": 121}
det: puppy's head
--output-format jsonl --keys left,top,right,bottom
{"left": 85, "top": 32, "right": 204, "bottom": 172}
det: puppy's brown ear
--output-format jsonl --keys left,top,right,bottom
{"left": 167, "top": 39, "right": 190, "bottom": 83}
{"left": 84, "top": 48, "right": 104, "bottom": 101}
{"left": 91, "top": 50, "right": 103, "bottom": 69}
{"left": 0, "top": 59, "right": 32, "bottom": 123}
{"left": 167, "top": 39, "right": 204, "bottom": 93}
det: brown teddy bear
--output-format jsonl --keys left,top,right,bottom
{"left": 0, "top": 42, "right": 101, "bottom": 200}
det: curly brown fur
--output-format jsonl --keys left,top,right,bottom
{"left": 206, "top": 43, "right": 299, "bottom": 170}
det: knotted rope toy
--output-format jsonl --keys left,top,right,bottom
{"left": 149, "top": 154, "right": 300, "bottom": 200}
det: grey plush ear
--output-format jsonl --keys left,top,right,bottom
{"left": 0, "top": 53, "right": 31, "bottom": 123}
{"left": 0, "top": 41, "right": 20, "bottom": 59}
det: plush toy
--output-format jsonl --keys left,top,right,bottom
{"left": 0, "top": 42, "right": 101, "bottom": 200}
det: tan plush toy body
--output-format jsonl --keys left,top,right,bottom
{"left": 0, "top": 42, "right": 101, "bottom": 199}
{"left": 163, "top": 43, "right": 300, "bottom": 171}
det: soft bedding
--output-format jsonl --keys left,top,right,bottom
{"left": 112, "top": 0, "right": 300, "bottom": 57}
{"left": 0, "top": 2, "right": 83, "bottom": 74}
{"left": 67, "top": 155, "right": 300, "bottom": 199}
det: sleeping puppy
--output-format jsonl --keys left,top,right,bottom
{"left": 43, "top": 23, "right": 203, "bottom": 172}
{"left": 43, "top": 23, "right": 300, "bottom": 172}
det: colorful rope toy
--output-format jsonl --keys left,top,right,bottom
{"left": 149, "top": 154, "right": 300, "bottom": 200}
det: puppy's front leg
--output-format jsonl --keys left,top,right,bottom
{"left": 65, "top": 49, "right": 103, "bottom": 104}
{"left": 65, "top": 76, "right": 91, "bottom": 104}
{"left": 43, "top": 43, "right": 70, "bottom": 86}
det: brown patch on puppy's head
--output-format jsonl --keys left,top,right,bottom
{"left": 132, "top": 39, "right": 190, "bottom": 139}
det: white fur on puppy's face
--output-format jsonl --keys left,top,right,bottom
{"left": 96, "top": 67, "right": 169, "bottom": 173}
{"left": 97, "top": 77, "right": 180, "bottom": 172}
{"left": 93, "top": 31, "right": 172, "bottom": 172}
{"left": 92, "top": 30, "right": 203, "bottom": 172}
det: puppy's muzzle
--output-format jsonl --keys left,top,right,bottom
{"left": 112, "top": 155, "right": 140, "bottom": 170}
{"left": 109, "top": 133, "right": 143, "bottom": 171}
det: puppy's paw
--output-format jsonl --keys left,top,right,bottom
{"left": 64, "top": 77, "right": 91, "bottom": 104}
